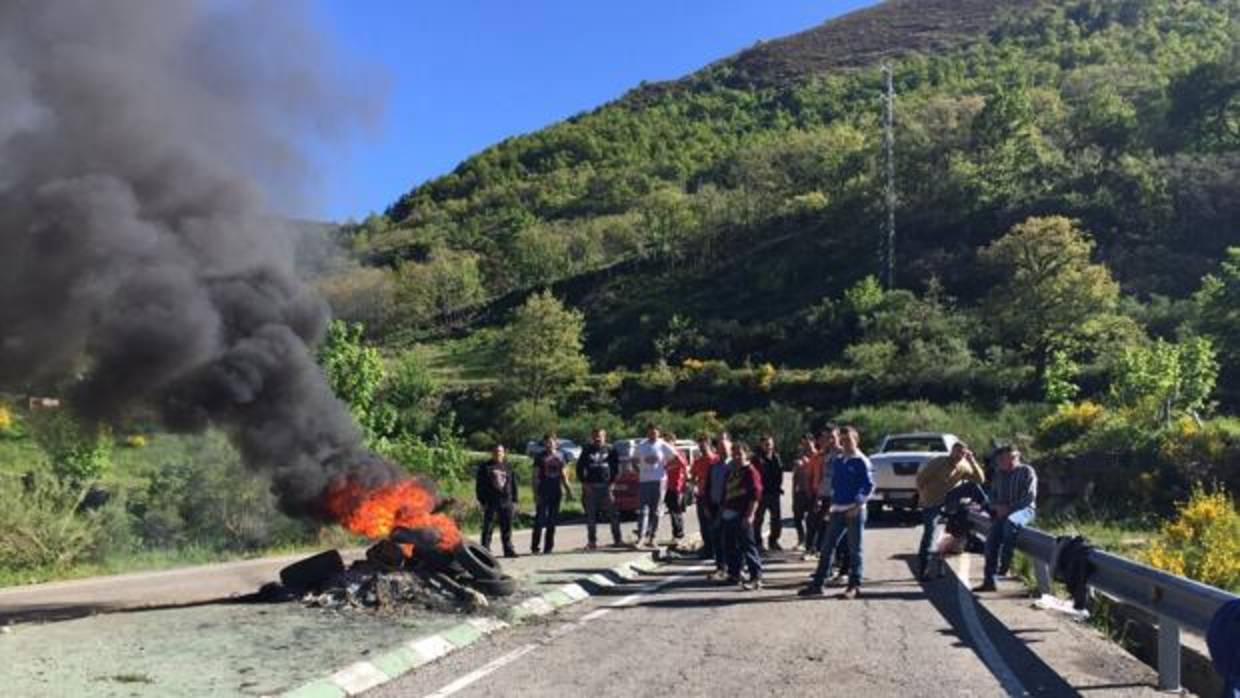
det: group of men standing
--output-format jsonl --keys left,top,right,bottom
{"left": 474, "top": 422, "right": 1039, "bottom": 598}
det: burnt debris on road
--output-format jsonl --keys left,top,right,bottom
{"left": 257, "top": 528, "right": 516, "bottom": 615}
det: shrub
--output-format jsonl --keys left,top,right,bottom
{"left": 726, "top": 403, "right": 807, "bottom": 458}
{"left": 30, "top": 410, "right": 114, "bottom": 482}
{"left": 555, "top": 410, "right": 628, "bottom": 443}
{"left": 1036, "top": 401, "right": 1106, "bottom": 452}
{"left": 630, "top": 409, "right": 722, "bottom": 441}
{"left": 384, "top": 350, "right": 441, "bottom": 439}
{"left": 134, "top": 433, "right": 309, "bottom": 551}
{"left": 125, "top": 434, "right": 149, "bottom": 449}
{"left": 633, "top": 362, "right": 677, "bottom": 392}
{"left": 0, "top": 403, "right": 21, "bottom": 439}
{"left": 678, "top": 358, "right": 732, "bottom": 386}
{"left": 1158, "top": 416, "right": 1235, "bottom": 464}
{"left": 0, "top": 474, "right": 108, "bottom": 570}
{"left": 1074, "top": 410, "right": 1152, "bottom": 455}
{"left": 833, "top": 401, "right": 1048, "bottom": 456}
{"left": 1145, "top": 487, "right": 1240, "bottom": 592}
{"left": 746, "top": 363, "right": 778, "bottom": 393}
{"left": 497, "top": 399, "right": 559, "bottom": 448}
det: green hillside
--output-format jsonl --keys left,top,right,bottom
{"left": 324, "top": 0, "right": 1240, "bottom": 399}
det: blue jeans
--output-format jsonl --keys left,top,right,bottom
{"left": 811, "top": 508, "right": 865, "bottom": 588}
{"left": 917, "top": 505, "right": 942, "bottom": 572}
{"left": 721, "top": 515, "right": 762, "bottom": 581}
{"left": 712, "top": 510, "right": 727, "bottom": 570}
{"left": 637, "top": 480, "right": 664, "bottom": 540}
{"left": 532, "top": 489, "right": 563, "bottom": 553}
{"left": 983, "top": 506, "right": 1035, "bottom": 582}
{"left": 696, "top": 501, "right": 715, "bottom": 558}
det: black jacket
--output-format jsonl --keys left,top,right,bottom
{"left": 575, "top": 443, "right": 619, "bottom": 485}
{"left": 476, "top": 459, "right": 518, "bottom": 506}
{"left": 755, "top": 452, "right": 784, "bottom": 495}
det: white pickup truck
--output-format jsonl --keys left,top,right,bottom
{"left": 867, "top": 432, "right": 959, "bottom": 517}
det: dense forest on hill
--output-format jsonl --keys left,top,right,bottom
{"left": 324, "top": 0, "right": 1239, "bottom": 396}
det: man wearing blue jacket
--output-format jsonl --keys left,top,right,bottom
{"left": 799, "top": 425, "right": 874, "bottom": 600}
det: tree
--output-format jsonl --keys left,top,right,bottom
{"left": 653, "top": 314, "right": 708, "bottom": 365}
{"left": 384, "top": 350, "right": 440, "bottom": 440}
{"left": 843, "top": 283, "right": 976, "bottom": 392}
{"left": 1043, "top": 348, "right": 1081, "bottom": 404}
{"left": 1195, "top": 247, "right": 1240, "bottom": 404}
{"left": 1108, "top": 337, "right": 1218, "bottom": 423}
{"left": 392, "top": 249, "right": 485, "bottom": 326}
{"left": 499, "top": 291, "right": 589, "bottom": 405}
{"left": 637, "top": 186, "right": 698, "bottom": 260}
{"left": 1167, "top": 58, "right": 1240, "bottom": 150}
{"left": 318, "top": 320, "right": 394, "bottom": 443}
{"left": 980, "top": 216, "right": 1120, "bottom": 375}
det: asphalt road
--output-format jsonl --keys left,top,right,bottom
{"left": 0, "top": 474, "right": 1169, "bottom": 698}
{"left": 367, "top": 520, "right": 1163, "bottom": 698}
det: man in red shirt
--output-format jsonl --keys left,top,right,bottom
{"left": 689, "top": 436, "right": 718, "bottom": 560}
{"left": 664, "top": 443, "right": 690, "bottom": 544}
{"left": 721, "top": 441, "right": 763, "bottom": 589}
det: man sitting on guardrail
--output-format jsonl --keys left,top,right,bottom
{"left": 974, "top": 445, "right": 1037, "bottom": 593}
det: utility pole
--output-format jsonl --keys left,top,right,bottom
{"left": 881, "top": 63, "right": 896, "bottom": 290}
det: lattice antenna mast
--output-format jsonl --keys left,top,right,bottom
{"left": 881, "top": 63, "right": 896, "bottom": 290}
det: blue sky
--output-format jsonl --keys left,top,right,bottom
{"left": 310, "top": 1, "right": 875, "bottom": 222}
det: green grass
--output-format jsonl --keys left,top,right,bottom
{"left": 415, "top": 330, "right": 503, "bottom": 387}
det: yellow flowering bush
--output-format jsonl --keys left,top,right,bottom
{"left": 1145, "top": 488, "right": 1240, "bottom": 592}
{"left": 1036, "top": 401, "right": 1106, "bottom": 451}
{"left": 0, "top": 405, "right": 12, "bottom": 434}
{"left": 754, "top": 363, "right": 777, "bottom": 392}
{"left": 676, "top": 358, "right": 730, "bottom": 385}
{"left": 680, "top": 358, "right": 707, "bottom": 372}
{"left": 125, "top": 434, "right": 149, "bottom": 449}
{"left": 1158, "top": 416, "right": 1231, "bottom": 465}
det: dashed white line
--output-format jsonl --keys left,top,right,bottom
{"left": 421, "top": 643, "right": 538, "bottom": 698}
{"left": 579, "top": 608, "right": 611, "bottom": 622}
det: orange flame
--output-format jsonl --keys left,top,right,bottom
{"left": 323, "top": 478, "right": 461, "bottom": 553}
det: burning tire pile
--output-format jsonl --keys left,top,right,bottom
{"left": 261, "top": 529, "right": 518, "bottom": 615}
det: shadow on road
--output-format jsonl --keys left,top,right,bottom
{"left": 0, "top": 596, "right": 242, "bottom": 625}
{"left": 907, "top": 555, "right": 1084, "bottom": 696}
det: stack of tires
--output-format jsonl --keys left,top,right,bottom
{"left": 452, "top": 542, "right": 517, "bottom": 597}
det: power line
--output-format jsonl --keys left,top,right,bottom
{"left": 881, "top": 63, "right": 896, "bottom": 290}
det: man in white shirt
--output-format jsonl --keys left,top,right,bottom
{"left": 634, "top": 423, "right": 681, "bottom": 548}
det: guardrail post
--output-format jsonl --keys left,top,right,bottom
{"left": 1032, "top": 559, "right": 1053, "bottom": 595}
{"left": 1156, "top": 615, "right": 1181, "bottom": 692}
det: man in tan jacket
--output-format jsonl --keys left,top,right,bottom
{"left": 915, "top": 441, "right": 984, "bottom": 580}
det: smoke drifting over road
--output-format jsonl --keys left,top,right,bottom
{"left": 0, "top": 0, "right": 391, "bottom": 516}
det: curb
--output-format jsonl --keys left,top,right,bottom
{"left": 277, "top": 548, "right": 675, "bottom": 697}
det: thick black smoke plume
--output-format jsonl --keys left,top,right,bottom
{"left": 0, "top": 0, "right": 392, "bottom": 516}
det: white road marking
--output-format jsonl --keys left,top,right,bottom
{"left": 332, "top": 661, "right": 390, "bottom": 696}
{"left": 419, "top": 564, "right": 707, "bottom": 698}
{"left": 422, "top": 643, "right": 539, "bottom": 698}
{"left": 580, "top": 608, "right": 611, "bottom": 622}
{"left": 948, "top": 554, "right": 1029, "bottom": 697}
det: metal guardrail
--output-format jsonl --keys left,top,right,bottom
{"left": 966, "top": 510, "right": 1238, "bottom": 692}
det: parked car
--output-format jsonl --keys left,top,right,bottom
{"left": 867, "top": 432, "right": 959, "bottom": 517}
{"left": 610, "top": 438, "right": 699, "bottom": 516}
{"left": 524, "top": 438, "right": 583, "bottom": 463}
